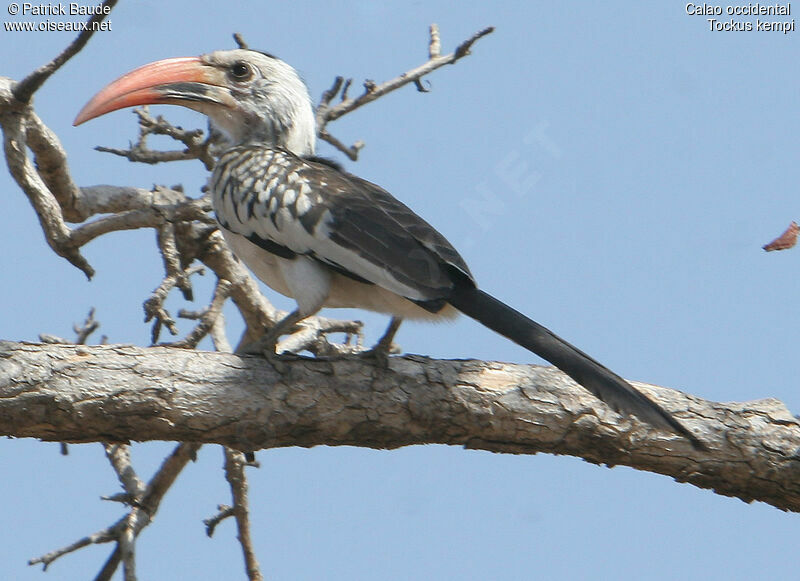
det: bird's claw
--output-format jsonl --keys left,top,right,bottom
{"left": 354, "top": 338, "right": 400, "bottom": 369}
{"left": 351, "top": 316, "right": 402, "bottom": 369}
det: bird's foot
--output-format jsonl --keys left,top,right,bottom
{"left": 352, "top": 337, "right": 400, "bottom": 369}
{"left": 238, "top": 310, "right": 307, "bottom": 373}
{"left": 352, "top": 316, "right": 403, "bottom": 369}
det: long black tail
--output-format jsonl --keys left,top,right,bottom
{"left": 448, "top": 285, "right": 702, "bottom": 449}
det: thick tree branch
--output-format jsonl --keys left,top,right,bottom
{"left": 0, "top": 92, "right": 208, "bottom": 280}
{"left": 2, "top": 341, "right": 799, "bottom": 512}
{"left": 76, "top": 185, "right": 195, "bottom": 219}
{"left": 25, "top": 111, "right": 85, "bottom": 222}
{"left": 0, "top": 83, "right": 94, "bottom": 278}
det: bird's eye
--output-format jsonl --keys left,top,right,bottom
{"left": 230, "top": 61, "right": 253, "bottom": 81}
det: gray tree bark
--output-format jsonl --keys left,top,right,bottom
{"left": 3, "top": 340, "right": 799, "bottom": 512}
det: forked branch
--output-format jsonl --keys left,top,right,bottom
{"left": 315, "top": 25, "right": 494, "bottom": 159}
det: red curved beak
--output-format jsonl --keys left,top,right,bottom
{"left": 74, "top": 56, "right": 225, "bottom": 126}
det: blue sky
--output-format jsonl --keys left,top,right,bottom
{"left": 2, "top": 2, "right": 799, "bottom": 579}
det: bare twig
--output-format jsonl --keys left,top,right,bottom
{"left": 224, "top": 448, "right": 263, "bottom": 581}
{"left": 118, "top": 521, "right": 137, "bottom": 581}
{"left": 208, "top": 310, "right": 233, "bottom": 353}
{"left": 429, "top": 23, "right": 441, "bottom": 58}
{"left": 233, "top": 33, "right": 249, "bottom": 50}
{"left": 30, "top": 442, "right": 201, "bottom": 577}
{"left": 317, "top": 129, "right": 365, "bottom": 161}
{"left": 104, "top": 444, "right": 146, "bottom": 498}
{"left": 136, "top": 108, "right": 202, "bottom": 146}
{"left": 102, "top": 492, "right": 135, "bottom": 505}
{"left": 319, "top": 76, "right": 344, "bottom": 106}
{"left": 177, "top": 305, "right": 233, "bottom": 353}
{"left": 315, "top": 25, "right": 494, "bottom": 159}
{"left": 169, "top": 279, "right": 232, "bottom": 349}
{"left": 38, "top": 308, "right": 100, "bottom": 345}
{"left": 71, "top": 209, "right": 163, "bottom": 247}
{"left": 96, "top": 107, "right": 216, "bottom": 170}
{"left": 204, "top": 505, "right": 235, "bottom": 537}
{"left": 276, "top": 315, "right": 365, "bottom": 355}
{"left": 12, "top": 0, "right": 118, "bottom": 103}
{"left": 96, "top": 144, "right": 200, "bottom": 164}
{"left": 143, "top": 265, "right": 206, "bottom": 343}
{"left": 94, "top": 546, "right": 122, "bottom": 581}
{"left": 29, "top": 522, "right": 122, "bottom": 570}
{"left": 341, "top": 78, "right": 353, "bottom": 101}
{"left": 73, "top": 307, "right": 101, "bottom": 344}
{"left": 157, "top": 222, "right": 194, "bottom": 301}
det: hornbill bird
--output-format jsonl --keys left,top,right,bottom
{"left": 74, "top": 49, "right": 702, "bottom": 448}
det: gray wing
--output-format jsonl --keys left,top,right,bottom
{"left": 212, "top": 147, "right": 474, "bottom": 306}
{"left": 312, "top": 164, "right": 474, "bottom": 298}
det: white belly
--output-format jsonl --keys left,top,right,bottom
{"left": 219, "top": 228, "right": 458, "bottom": 321}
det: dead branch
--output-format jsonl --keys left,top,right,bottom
{"left": 157, "top": 221, "right": 194, "bottom": 300}
{"left": 168, "top": 278, "right": 232, "bottom": 349}
{"left": 315, "top": 25, "right": 494, "bottom": 159}
{"left": 29, "top": 440, "right": 201, "bottom": 578}
{"left": 4, "top": 341, "right": 800, "bottom": 513}
{"left": 207, "top": 310, "right": 233, "bottom": 353}
{"left": 143, "top": 265, "right": 206, "bottom": 343}
{"left": 223, "top": 448, "right": 263, "bottom": 581}
{"left": 96, "top": 107, "right": 216, "bottom": 170}
{"left": 25, "top": 111, "right": 86, "bottom": 222}
{"left": 204, "top": 505, "right": 235, "bottom": 537}
{"left": 0, "top": 88, "right": 94, "bottom": 277}
{"left": 75, "top": 185, "right": 188, "bottom": 218}
{"left": 317, "top": 127, "right": 365, "bottom": 161}
{"left": 29, "top": 521, "right": 121, "bottom": 571}
{"left": 233, "top": 33, "right": 249, "bottom": 50}
{"left": 0, "top": 91, "right": 211, "bottom": 280}
{"left": 12, "top": 0, "right": 117, "bottom": 103}
{"left": 275, "top": 314, "right": 364, "bottom": 356}
{"left": 104, "top": 444, "right": 146, "bottom": 498}
{"left": 73, "top": 307, "right": 101, "bottom": 345}
{"left": 39, "top": 308, "right": 101, "bottom": 346}
{"left": 429, "top": 23, "right": 442, "bottom": 58}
